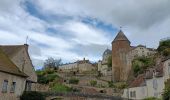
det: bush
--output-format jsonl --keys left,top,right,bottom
{"left": 37, "top": 73, "right": 59, "bottom": 84}
{"left": 69, "top": 78, "right": 79, "bottom": 84}
{"left": 108, "top": 81, "right": 115, "bottom": 88}
{"left": 20, "top": 91, "right": 45, "bottom": 100}
{"left": 90, "top": 80, "right": 97, "bottom": 86}
{"left": 51, "top": 83, "right": 72, "bottom": 92}
{"left": 143, "top": 97, "right": 161, "bottom": 100}
{"left": 163, "top": 79, "right": 170, "bottom": 100}
{"left": 132, "top": 57, "right": 155, "bottom": 77}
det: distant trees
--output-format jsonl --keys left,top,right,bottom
{"left": 44, "top": 57, "right": 62, "bottom": 70}
{"left": 157, "top": 39, "right": 170, "bottom": 57}
{"left": 107, "top": 56, "right": 112, "bottom": 68}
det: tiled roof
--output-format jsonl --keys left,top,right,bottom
{"left": 129, "top": 74, "right": 145, "bottom": 88}
{"left": 112, "top": 30, "right": 130, "bottom": 43}
{"left": 0, "top": 48, "right": 27, "bottom": 77}
{"left": 0, "top": 45, "right": 25, "bottom": 58}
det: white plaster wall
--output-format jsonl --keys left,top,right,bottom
{"left": 146, "top": 77, "right": 164, "bottom": 98}
{"left": 122, "top": 86, "right": 147, "bottom": 100}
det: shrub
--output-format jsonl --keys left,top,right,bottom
{"left": 108, "top": 81, "right": 115, "bottom": 88}
{"left": 69, "top": 78, "right": 79, "bottom": 84}
{"left": 143, "top": 97, "right": 161, "bottom": 100}
{"left": 20, "top": 91, "right": 45, "bottom": 100}
{"left": 90, "top": 80, "right": 97, "bottom": 86}
{"left": 132, "top": 57, "right": 155, "bottom": 77}
{"left": 37, "top": 73, "right": 59, "bottom": 84}
{"left": 163, "top": 79, "right": 170, "bottom": 100}
{"left": 51, "top": 83, "right": 72, "bottom": 92}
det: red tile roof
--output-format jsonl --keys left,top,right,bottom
{"left": 129, "top": 74, "right": 145, "bottom": 88}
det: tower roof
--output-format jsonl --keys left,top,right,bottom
{"left": 112, "top": 30, "right": 130, "bottom": 43}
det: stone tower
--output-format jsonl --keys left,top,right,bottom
{"left": 112, "top": 30, "right": 131, "bottom": 82}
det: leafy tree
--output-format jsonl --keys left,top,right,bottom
{"left": 157, "top": 39, "right": 170, "bottom": 57}
{"left": 44, "top": 57, "right": 62, "bottom": 70}
{"left": 132, "top": 57, "right": 155, "bottom": 77}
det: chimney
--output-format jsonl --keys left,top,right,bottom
{"left": 24, "top": 44, "right": 29, "bottom": 51}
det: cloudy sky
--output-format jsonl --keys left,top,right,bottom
{"left": 0, "top": 0, "right": 170, "bottom": 69}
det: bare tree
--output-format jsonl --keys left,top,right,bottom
{"left": 44, "top": 57, "right": 62, "bottom": 70}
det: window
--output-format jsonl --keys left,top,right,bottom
{"left": 26, "top": 82, "right": 32, "bottom": 91}
{"left": 168, "top": 65, "right": 170, "bottom": 75}
{"left": 153, "top": 79, "right": 158, "bottom": 90}
{"left": 130, "top": 91, "right": 136, "bottom": 98}
{"left": 2, "top": 80, "right": 8, "bottom": 93}
{"left": 10, "top": 82, "right": 16, "bottom": 93}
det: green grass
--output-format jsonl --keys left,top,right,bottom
{"left": 51, "top": 83, "right": 72, "bottom": 93}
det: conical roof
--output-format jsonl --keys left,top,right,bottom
{"left": 112, "top": 30, "right": 130, "bottom": 43}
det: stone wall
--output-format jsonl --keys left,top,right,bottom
{"left": 112, "top": 40, "right": 131, "bottom": 82}
{"left": 10, "top": 46, "right": 37, "bottom": 82}
{"left": 0, "top": 72, "right": 26, "bottom": 100}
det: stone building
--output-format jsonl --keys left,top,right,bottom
{"left": 0, "top": 48, "right": 27, "bottom": 100}
{"left": 122, "top": 57, "right": 170, "bottom": 99}
{"left": 0, "top": 44, "right": 37, "bottom": 91}
{"left": 59, "top": 58, "right": 95, "bottom": 73}
{"left": 111, "top": 30, "right": 156, "bottom": 82}
{"left": 98, "top": 49, "right": 112, "bottom": 76}
{"left": 112, "top": 30, "right": 132, "bottom": 82}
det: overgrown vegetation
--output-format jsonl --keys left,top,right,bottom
{"left": 108, "top": 81, "right": 115, "bottom": 88}
{"left": 143, "top": 97, "right": 161, "bottom": 100}
{"left": 20, "top": 91, "right": 45, "bottom": 100}
{"left": 113, "top": 82, "right": 127, "bottom": 89}
{"left": 132, "top": 56, "right": 155, "bottom": 77}
{"left": 107, "top": 56, "right": 112, "bottom": 68}
{"left": 157, "top": 39, "right": 170, "bottom": 57}
{"left": 36, "top": 69, "right": 60, "bottom": 84}
{"left": 163, "top": 78, "right": 170, "bottom": 100}
{"left": 69, "top": 78, "right": 79, "bottom": 84}
{"left": 51, "top": 83, "right": 72, "bottom": 93}
{"left": 90, "top": 80, "right": 97, "bottom": 86}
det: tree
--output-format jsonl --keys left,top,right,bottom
{"left": 107, "top": 56, "right": 112, "bottom": 68}
{"left": 44, "top": 57, "right": 62, "bottom": 70}
{"left": 157, "top": 39, "right": 170, "bottom": 57}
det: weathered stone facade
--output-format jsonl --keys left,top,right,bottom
{"left": 112, "top": 30, "right": 131, "bottom": 82}
{"left": 0, "top": 72, "right": 26, "bottom": 100}
{"left": 111, "top": 31, "right": 156, "bottom": 82}
{"left": 59, "top": 58, "right": 95, "bottom": 73}
{"left": 0, "top": 44, "right": 37, "bottom": 91}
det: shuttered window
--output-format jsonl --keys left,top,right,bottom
{"left": 2, "top": 80, "right": 8, "bottom": 93}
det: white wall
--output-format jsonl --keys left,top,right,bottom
{"left": 122, "top": 86, "right": 147, "bottom": 100}
{"left": 146, "top": 77, "right": 164, "bottom": 98}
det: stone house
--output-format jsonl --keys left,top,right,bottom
{"left": 122, "top": 74, "right": 147, "bottom": 100}
{"left": 59, "top": 58, "right": 95, "bottom": 73}
{"left": 122, "top": 58, "right": 169, "bottom": 99}
{"left": 111, "top": 30, "right": 156, "bottom": 82}
{"left": 0, "top": 44, "right": 37, "bottom": 91}
{"left": 0, "top": 48, "right": 27, "bottom": 100}
{"left": 98, "top": 49, "right": 112, "bottom": 76}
